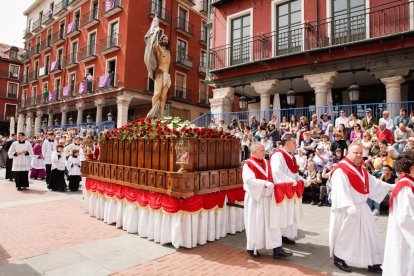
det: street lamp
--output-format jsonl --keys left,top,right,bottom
{"left": 86, "top": 115, "right": 93, "bottom": 123}
{"left": 41, "top": 119, "right": 47, "bottom": 130}
{"left": 348, "top": 83, "right": 360, "bottom": 103}
{"left": 286, "top": 79, "right": 296, "bottom": 106}
{"left": 239, "top": 85, "right": 248, "bottom": 110}
{"left": 68, "top": 117, "right": 74, "bottom": 124}
{"left": 107, "top": 112, "right": 113, "bottom": 121}
{"left": 54, "top": 118, "right": 59, "bottom": 126}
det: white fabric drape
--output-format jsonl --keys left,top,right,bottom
{"left": 84, "top": 192, "right": 245, "bottom": 249}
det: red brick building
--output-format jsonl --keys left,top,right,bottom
{"left": 18, "top": 0, "right": 210, "bottom": 134}
{"left": 0, "top": 44, "right": 22, "bottom": 136}
{"left": 208, "top": 0, "right": 414, "bottom": 119}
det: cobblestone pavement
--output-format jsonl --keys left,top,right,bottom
{"left": 0, "top": 172, "right": 389, "bottom": 276}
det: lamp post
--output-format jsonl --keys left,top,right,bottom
{"left": 68, "top": 117, "right": 74, "bottom": 125}
{"left": 54, "top": 118, "right": 59, "bottom": 126}
{"left": 41, "top": 119, "right": 47, "bottom": 131}
{"left": 286, "top": 79, "right": 296, "bottom": 106}
{"left": 107, "top": 112, "right": 113, "bottom": 121}
{"left": 348, "top": 72, "right": 360, "bottom": 114}
{"left": 239, "top": 85, "right": 248, "bottom": 110}
{"left": 86, "top": 115, "right": 93, "bottom": 123}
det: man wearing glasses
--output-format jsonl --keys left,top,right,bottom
{"left": 376, "top": 122, "right": 394, "bottom": 145}
{"left": 379, "top": 110, "right": 394, "bottom": 130}
{"left": 361, "top": 108, "right": 377, "bottom": 131}
{"left": 334, "top": 110, "right": 349, "bottom": 129}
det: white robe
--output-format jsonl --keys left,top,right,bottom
{"left": 270, "top": 150, "right": 305, "bottom": 238}
{"left": 8, "top": 141, "right": 34, "bottom": 171}
{"left": 243, "top": 163, "right": 281, "bottom": 250}
{"left": 66, "top": 156, "right": 81, "bottom": 176}
{"left": 329, "top": 168, "right": 390, "bottom": 266}
{"left": 383, "top": 180, "right": 414, "bottom": 276}
{"left": 42, "top": 139, "right": 57, "bottom": 164}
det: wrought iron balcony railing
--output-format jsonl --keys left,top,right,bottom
{"left": 23, "top": 27, "right": 32, "bottom": 38}
{"left": 171, "top": 86, "right": 192, "bottom": 102}
{"left": 78, "top": 44, "right": 97, "bottom": 61}
{"left": 176, "top": 17, "right": 194, "bottom": 36}
{"left": 32, "top": 18, "right": 42, "bottom": 32}
{"left": 54, "top": 0, "right": 68, "bottom": 16}
{"left": 81, "top": 8, "right": 100, "bottom": 28}
{"left": 211, "top": 1, "right": 412, "bottom": 71}
{"left": 175, "top": 52, "right": 193, "bottom": 69}
{"left": 149, "top": 1, "right": 172, "bottom": 24}
{"left": 42, "top": 10, "right": 54, "bottom": 25}
{"left": 63, "top": 52, "right": 78, "bottom": 68}
{"left": 51, "top": 30, "right": 65, "bottom": 44}
{"left": 98, "top": 33, "right": 120, "bottom": 54}
{"left": 102, "top": 0, "right": 122, "bottom": 18}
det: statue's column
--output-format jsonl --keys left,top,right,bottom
{"left": 304, "top": 71, "right": 338, "bottom": 117}
{"left": 251, "top": 80, "right": 279, "bottom": 120}
{"left": 48, "top": 109, "right": 53, "bottom": 127}
{"left": 116, "top": 94, "right": 133, "bottom": 127}
{"left": 76, "top": 103, "right": 85, "bottom": 125}
{"left": 9, "top": 116, "right": 15, "bottom": 136}
{"left": 95, "top": 99, "right": 105, "bottom": 124}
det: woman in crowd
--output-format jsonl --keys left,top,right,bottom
{"left": 49, "top": 144, "right": 66, "bottom": 191}
{"left": 279, "top": 116, "right": 289, "bottom": 134}
{"left": 268, "top": 115, "right": 278, "bottom": 128}
{"left": 67, "top": 149, "right": 82, "bottom": 192}
{"left": 289, "top": 115, "right": 299, "bottom": 135}
{"left": 241, "top": 134, "right": 250, "bottom": 161}
{"left": 297, "top": 116, "right": 310, "bottom": 144}
{"left": 332, "top": 148, "right": 344, "bottom": 164}
{"left": 361, "top": 133, "right": 372, "bottom": 160}
{"left": 30, "top": 138, "right": 46, "bottom": 180}
{"left": 312, "top": 124, "right": 324, "bottom": 141}
{"left": 320, "top": 113, "right": 332, "bottom": 132}
{"left": 309, "top": 114, "right": 318, "bottom": 129}
{"left": 349, "top": 123, "right": 364, "bottom": 143}
{"left": 325, "top": 124, "right": 335, "bottom": 142}
{"left": 337, "top": 124, "right": 348, "bottom": 142}
{"left": 304, "top": 162, "right": 322, "bottom": 205}
{"left": 295, "top": 148, "right": 308, "bottom": 177}
{"left": 318, "top": 134, "right": 331, "bottom": 152}
{"left": 347, "top": 113, "right": 361, "bottom": 129}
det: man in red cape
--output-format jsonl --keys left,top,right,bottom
{"left": 383, "top": 150, "right": 414, "bottom": 275}
{"left": 329, "top": 143, "right": 395, "bottom": 273}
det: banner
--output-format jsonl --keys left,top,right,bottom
{"left": 98, "top": 75, "right": 110, "bottom": 88}
{"left": 105, "top": 0, "right": 115, "bottom": 12}
{"left": 67, "top": 21, "right": 75, "bottom": 34}
{"left": 50, "top": 60, "right": 57, "bottom": 72}
{"left": 62, "top": 86, "right": 69, "bottom": 97}
{"left": 79, "top": 81, "right": 86, "bottom": 94}
{"left": 48, "top": 90, "right": 55, "bottom": 101}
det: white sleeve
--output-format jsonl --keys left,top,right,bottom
{"left": 8, "top": 142, "right": 16, "bottom": 159}
{"left": 330, "top": 169, "right": 355, "bottom": 211}
{"left": 392, "top": 188, "right": 414, "bottom": 245}
{"left": 66, "top": 157, "right": 73, "bottom": 171}
{"left": 242, "top": 164, "right": 267, "bottom": 201}
{"left": 41, "top": 141, "right": 47, "bottom": 157}
{"left": 270, "top": 153, "right": 296, "bottom": 184}
{"left": 368, "top": 173, "right": 392, "bottom": 204}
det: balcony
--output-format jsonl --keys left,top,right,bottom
{"left": 20, "top": 50, "right": 31, "bottom": 62}
{"left": 38, "top": 67, "right": 49, "bottom": 79}
{"left": 52, "top": 30, "right": 65, "bottom": 44}
{"left": 102, "top": 0, "right": 123, "bottom": 18}
{"left": 81, "top": 8, "right": 100, "bottom": 29}
{"left": 68, "top": 0, "right": 82, "bottom": 7}
{"left": 54, "top": 0, "right": 68, "bottom": 16}
{"left": 20, "top": 75, "right": 29, "bottom": 85}
{"left": 149, "top": 2, "right": 171, "bottom": 25}
{"left": 63, "top": 53, "right": 78, "bottom": 69}
{"left": 198, "top": 61, "right": 207, "bottom": 75}
{"left": 170, "top": 86, "right": 191, "bottom": 103}
{"left": 98, "top": 34, "right": 120, "bottom": 55}
{"left": 181, "top": 0, "right": 195, "bottom": 6}
{"left": 66, "top": 21, "right": 80, "bottom": 38}
{"left": 78, "top": 80, "right": 95, "bottom": 95}
{"left": 61, "top": 85, "right": 76, "bottom": 99}
{"left": 211, "top": 1, "right": 413, "bottom": 71}
{"left": 32, "top": 18, "right": 42, "bottom": 32}
{"left": 200, "top": 0, "right": 208, "bottom": 15}
{"left": 50, "top": 60, "right": 63, "bottom": 74}
{"left": 40, "top": 36, "right": 53, "bottom": 52}
{"left": 78, "top": 44, "right": 97, "bottom": 62}
{"left": 23, "top": 27, "right": 32, "bottom": 39}
{"left": 31, "top": 44, "right": 41, "bottom": 58}
{"left": 198, "top": 92, "right": 209, "bottom": 106}
{"left": 200, "top": 28, "right": 208, "bottom": 45}
{"left": 0, "top": 71, "right": 21, "bottom": 80}
{"left": 211, "top": 0, "right": 235, "bottom": 8}
{"left": 175, "top": 52, "right": 193, "bottom": 69}
{"left": 176, "top": 17, "right": 194, "bottom": 37}
{"left": 96, "top": 73, "right": 118, "bottom": 89}
{"left": 28, "top": 71, "right": 39, "bottom": 83}
{"left": 42, "top": 10, "right": 54, "bottom": 25}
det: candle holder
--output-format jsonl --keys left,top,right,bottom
{"left": 175, "top": 139, "right": 189, "bottom": 173}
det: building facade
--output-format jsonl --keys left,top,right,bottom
{"left": 18, "top": 0, "right": 210, "bottom": 134}
{"left": 208, "top": 0, "right": 414, "bottom": 118}
{"left": 0, "top": 44, "right": 22, "bottom": 136}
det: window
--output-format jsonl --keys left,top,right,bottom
{"left": 71, "top": 41, "right": 78, "bottom": 63}
{"left": 178, "top": 7, "right": 188, "bottom": 30}
{"left": 201, "top": 21, "right": 208, "bottom": 42}
{"left": 54, "top": 78, "right": 61, "bottom": 98}
{"left": 69, "top": 73, "right": 76, "bottom": 96}
{"left": 276, "top": 0, "right": 302, "bottom": 55}
{"left": 88, "top": 32, "right": 96, "bottom": 55}
{"left": 230, "top": 14, "right": 251, "bottom": 65}
{"left": 7, "top": 83, "right": 18, "bottom": 98}
{"left": 332, "top": 0, "right": 365, "bottom": 44}
{"left": 47, "top": 28, "right": 52, "bottom": 46}
{"left": 57, "top": 48, "right": 63, "bottom": 67}
{"left": 59, "top": 21, "right": 65, "bottom": 39}
{"left": 75, "top": 11, "right": 81, "bottom": 29}
{"left": 109, "top": 21, "right": 119, "bottom": 47}
{"left": 34, "top": 61, "right": 39, "bottom": 79}
{"left": 32, "top": 86, "right": 37, "bottom": 105}
{"left": 5, "top": 105, "right": 17, "bottom": 122}
{"left": 152, "top": 0, "right": 164, "bottom": 18}
{"left": 23, "top": 90, "right": 28, "bottom": 107}
{"left": 175, "top": 73, "right": 186, "bottom": 98}
{"left": 9, "top": 64, "right": 19, "bottom": 79}
{"left": 200, "top": 51, "right": 207, "bottom": 67}
{"left": 45, "top": 55, "right": 50, "bottom": 74}
{"left": 10, "top": 51, "right": 17, "bottom": 59}
{"left": 199, "top": 80, "right": 207, "bottom": 104}
{"left": 92, "top": 1, "right": 99, "bottom": 19}
{"left": 177, "top": 39, "right": 187, "bottom": 62}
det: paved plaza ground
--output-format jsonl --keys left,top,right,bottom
{"left": 0, "top": 172, "right": 390, "bottom": 276}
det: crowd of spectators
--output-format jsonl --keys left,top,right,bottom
{"left": 210, "top": 108, "right": 414, "bottom": 213}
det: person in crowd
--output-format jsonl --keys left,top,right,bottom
{"left": 376, "top": 121, "right": 394, "bottom": 145}
{"left": 320, "top": 163, "right": 335, "bottom": 206}
{"left": 295, "top": 148, "right": 307, "bottom": 177}
{"left": 383, "top": 150, "right": 414, "bottom": 276}
{"left": 270, "top": 133, "right": 306, "bottom": 246}
{"left": 297, "top": 116, "right": 310, "bottom": 144}
{"left": 279, "top": 116, "right": 289, "bottom": 134}
{"left": 267, "top": 123, "right": 280, "bottom": 147}
{"left": 318, "top": 134, "right": 331, "bottom": 153}
{"left": 244, "top": 126, "right": 252, "bottom": 137}
{"left": 349, "top": 123, "right": 364, "bottom": 143}
{"left": 325, "top": 124, "right": 335, "bottom": 142}
{"left": 49, "top": 144, "right": 66, "bottom": 191}
{"left": 378, "top": 110, "right": 394, "bottom": 130}
{"left": 229, "top": 118, "right": 238, "bottom": 130}
{"left": 232, "top": 126, "right": 244, "bottom": 139}
{"left": 311, "top": 124, "right": 324, "bottom": 141}
{"left": 268, "top": 115, "right": 278, "bottom": 128}
{"left": 241, "top": 134, "right": 250, "bottom": 161}
{"left": 67, "top": 149, "right": 82, "bottom": 192}
{"left": 329, "top": 143, "right": 395, "bottom": 273}
{"left": 289, "top": 115, "right": 299, "bottom": 136}
{"left": 0, "top": 137, "right": 7, "bottom": 168}
{"left": 393, "top": 123, "right": 412, "bottom": 153}
{"left": 320, "top": 113, "right": 332, "bottom": 133}
{"left": 309, "top": 114, "right": 318, "bottom": 129}
{"left": 313, "top": 145, "right": 330, "bottom": 172}
{"left": 208, "top": 118, "right": 217, "bottom": 128}
{"left": 338, "top": 124, "right": 349, "bottom": 142}
{"left": 259, "top": 118, "right": 267, "bottom": 129}
{"left": 250, "top": 116, "right": 259, "bottom": 133}
{"left": 304, "top": 162, "right": 322, "bottom": 205}
{"left": 347, "top": 113, "right": 361, "bottom": 129}
{"left": 330, "top": 132, "right": 348, "bottom": 157}
{"left": 403, "top": 136, "right": 414, "bottom": 152}
{"left": 4, "top": 133, "right": 17, "bottom": 181}
{"left": 332, "top": 148, "right": 344, "bottom": 164}
{"left": 242, "top": 143, "right": 291, "bottom": 259}
{"left": 361, "top": 132, "right": 372, "bottom": 160}
{"left": 30, "top": 138, "right": 46, "bottom": 180}
{"left": 361, "top": 108, "right": 377, "bottom": 131}
{"left": 238, "top": 121, "right": 245, "bottom": 132}
{"left": 335, "top": 110, "right": 349, "bottom": 129}
{"left": 42, "top": 132, "right": 57, "bottom": 186}
{"left": 394, "top": 108, "right": 410, "bottom": 128}
{"left": 8, "top": 133, "right": 34, "bottom": 191}
{"left": 260, "top": 134, "right": 274, "bottom": 157}
{"left": 300, "top": 131, "right": 316, "bottom": 157}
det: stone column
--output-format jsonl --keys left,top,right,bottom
{"left": 26, "top": 112, "right": 33, "bottom": 136}
{"left": 9, "top": 116, "right": 15, "bottom": 136}
{"left": 17, "top": 113, "right": 25, "bottom": 133}
{"left": 48, "top": 109, "right": 53, "bottom": 127}
{"left": 61, "top": 106, "right": 68, "bottom": 127}
{"left": 251, "top": 80, "right": 279, "bottom": 111}
{"left": 116, "top": 94, "right": 133, "bottom": 127}
{"left": 209, "top": 87, "right": 235, "bottom": 123}
{"left": 95, "top": 99, "right": 105, "bottom": 124}
{"left": 304, "top": 71, "right": 338, "bottom": 116}
{"left": 34, "top": 111, "right": 43, "bottom": 135}
{"left": 381, "top": 76, "right": 404, "bottom": 118}
{"left": 76, "top": 103, "right": 85, "bottom": 125}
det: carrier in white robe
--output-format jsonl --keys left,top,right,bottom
{"left": 329, "top": 159, "right": 391, "bottom": 266}
{"left": 243, "top": 158, "right": 281, "bottom": 251}
{"left": 383, "top": 174, "right": 414, "bottom": 276}
{"left": 8, "top": 141, "right": 34, "bottom": 172}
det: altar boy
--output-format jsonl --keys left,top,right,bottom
{"left": 8, "top": 133, "right": 34, "bottom": 190}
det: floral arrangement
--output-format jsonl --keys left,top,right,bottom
{"left": 104, "top": 117, "right": 235, "bottom": 141}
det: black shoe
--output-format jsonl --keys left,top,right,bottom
{"left": 368, "top": 265, "right": 382, "bottom": 273}
{"left": 17, "top": 187, "right": 21, "bottom": 191}
{"left": 318, "top": 201, "right": 323, "bottom": 207}
{"left": 246, "top": 250, "right": 261, "bottom": 258}
{"left": 334, "top": 260, "right": 352, "bottom": 273}
{"left": 273, "top": 247, "right": 293, "bottom": 259}
{"left": 282, "top": 236, "right": 296, "bottom": 245}
{"left": 310, "top": 201, "right": 317, "bottom": 205}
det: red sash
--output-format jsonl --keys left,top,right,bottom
{"left": 332, "top": 158, "right": 370, "bottom": 194}
{"left": 274, "top": 180, "right": 305, "bottom": 204}
{"left": 245, "top": 157, "right": 274, "bottom": 183}
{"left": 271, "top": 149, "right": 298, "bottom": 174}
{"left": 389, "top": 173, "right": 414, "bottom": 212}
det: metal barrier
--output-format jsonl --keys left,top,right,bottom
{"left": 192, "top": 101, "right": 414, "bottom": 127}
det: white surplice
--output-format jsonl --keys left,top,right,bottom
{"left": 383, "top": 178, "right": 414, "bottom": 276}
{"left": 243, "top": 163, "right": 281, "bottom": 250}
{"left": 329, "top": 168, "right": 390, "bottom": 266}
{"left": 270, "top": 150, "right": 305, "bottom": 238}
{"left": 8, "top": 141, "right": 34, "bottom": 171}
